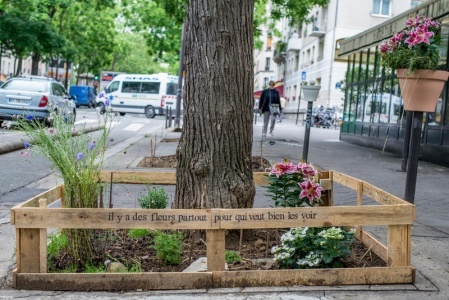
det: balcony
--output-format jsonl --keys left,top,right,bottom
{"left": 287, "top": 35, "right": 301, "bottom": 52}
{"left": 273, "top": 41, "right": 287, "bottom": 65}
{"left": 310, "top": 21, "right": 326, "bottom": 37}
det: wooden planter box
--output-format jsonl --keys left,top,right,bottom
{"left": 10, "top": 170, "right": 415, "bottom": 291}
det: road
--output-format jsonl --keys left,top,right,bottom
{"left": 0, "top": 108, "right": 169, "bottom": 220}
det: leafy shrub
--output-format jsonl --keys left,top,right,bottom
{"left": 138, "top": 187, "right": 168, "bottom": 209}
{"left": 225, "top": 250, "right": 242, "bottom": 264}
{"left": 271, "top": 227, "right": 355, "bottom": 269}
{"left": 151, "top": 231, "right": 184, "bottom": 265}
{"left": 128, "top": 228, "right": 150, "bottom": 238}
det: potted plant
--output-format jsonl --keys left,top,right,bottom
{"left": 379, "top": 14, "right": 449, "bottom": 112}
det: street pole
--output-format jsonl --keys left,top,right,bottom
{"left": 174, "top": 22, "right": 186, "bottom": 129}
{"left": 400, "top": 111, "right": 413, "bottom": 171}
{"left": 300, "top": 84, "right": 320, "bottom": 162}
{"left": 404, "top": 111, "right": 423, "bottom": 204}
{"left": 302, "top": 100, "right": 313, "bottom": 162}
{"left": 295, "top": 84, "right": 303, "bottom": 125}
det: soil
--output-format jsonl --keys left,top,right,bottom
{"left": 50, "top": 229, "right": 385, "bottom": 273}
{"left": 105, "top": 229, "right": 386, "bottom": 272}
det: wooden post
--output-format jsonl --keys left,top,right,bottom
{"left": 206, "top": 229, "right": 225, "bottom": 272}
{"left": 387, "top": 224, "right": 411, "bottom": 267}
{"left": 39, "top": 198, "right": 47, "bottom": 273}
{"left": 356, "top": 181, "right": 363, "bottom": 239}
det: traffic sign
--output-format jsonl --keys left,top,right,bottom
{"left": 302, "top": 71, "right": 306, "bottom": 81}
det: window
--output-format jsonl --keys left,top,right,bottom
{"left": 140, "top": 82, "right": 160, "bottom": 94}
{"left": 122, "top": 81, "right": 140, "bottom": 93}
{"left": 264, "top": 77, "right": 269, "bottom": 87}
{"left": 372, "top": 0, "right": 390, "bottom": 16}
{"left": 265, "top": 58, "right": 271, "bottom": 71}
{"left": 107, "top": 81, "right": 120, "bottom": 93}
{"left": 166, "top": 82, "right": 178, "bottom": 95}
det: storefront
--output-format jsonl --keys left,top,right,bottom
{"left": 338, "top": 0, "right": 449, "bottom": 167}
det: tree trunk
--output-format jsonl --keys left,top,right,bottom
{"left": 31, "top": 53, "right": 40, "bottom": 75}
{"left": 174, "top": 0, "right": 255, "bottom": 209}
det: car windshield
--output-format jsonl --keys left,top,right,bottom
{"left": 1, "top": 80, "right": 48, "bottom": 92}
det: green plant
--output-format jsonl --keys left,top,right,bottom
{"left": 47, "top": 233, "right": 68, "bottom": 260}
{"left": 84, "top": 261, "right": 107, "bottom": 273}
{"left": 138, "top": 187, "right": 169, "bottom": 209}
{"left": 128, "top": 228, "right": 150, "bottom": 238}
{"left": 265, "top": 159, "right": 323, "bottom": 207}
{"left": 151, "top": 231, "right": 184, "bottom": 265}
{"left": 380, "top": 15, "right": 442, "bottom": 73}
{"left": 225, "top": 250, "right": 242, "bottom": 264}
{"left": 271, "top": 227, "right": 355, "bottom": 269}
{"left": 16, "top": 106, "right": 115, "bottom": 267}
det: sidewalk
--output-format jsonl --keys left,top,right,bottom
{"left": 1, "top": 118, "right": 448, "bottom": 299}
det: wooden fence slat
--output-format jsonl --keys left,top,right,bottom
{"left": 331, "top": 171, "right": 360, "bottom": 191}
{"left": 39, "top": 199, "right": 47, "bottom": 273}
{"left": 99, "top": 170, "right": 177, "bottom": 184}
{"left": 18, "top": 228, "right": 40, "bottom": 273}
{"left": 11, "top": 185, "right": 62, "bottom": 210}
{"left": 387, "top": 224, "right": 412, "bottom": 266}
{"left": 212, "top": 267, "right": 415, "bottom": 287}
{"left": 13, "top": 205, "right": 415, "bottom": 229}
{"left": 358, "top": 230, "right": 388, "bottom": 262}
{"left": 363, "top": 183, "right": 409, "bottom": 205}
{"left": 14, "top": 272, "right": 213, "bottom": 291}
{"left": 207, "top": 229, "right": 225, "bottom": 272}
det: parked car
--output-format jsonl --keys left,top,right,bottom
{"left": 69, "top": 85, "right": 96, "bottom": 108}
{"left": 0, "top": 80, "right": 5, "bottom": 87}
{"left": 0, "top": 76, "right": 76, "bottom": 124}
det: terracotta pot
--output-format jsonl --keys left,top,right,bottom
{"left": 397, "top": 69, "right": 449, "bottom": 112}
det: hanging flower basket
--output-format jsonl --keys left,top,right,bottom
{"left": 397, "top": 69, "right": 449, "bottom": 112}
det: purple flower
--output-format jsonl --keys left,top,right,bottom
{"left": 76, "top": 152, "right": 83, "bottom": 160}
{"left": 105, "top": 100, "right": 110, "bottom": 107}
{"left": 89, "top": 141, "right": 95, "bottom": 150}
{"left": 24, "top": 141, "right": 30, "bottom": 149}
{"left": 26, "top": 115, "right": 33, "bottom": 120}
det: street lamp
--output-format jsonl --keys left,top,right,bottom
{"left": 301, "top": 82, "right": 321, "bottom": 163}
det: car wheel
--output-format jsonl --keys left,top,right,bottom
{"left": 97, "top": 102, "right": 105, "bottom": 114}
{"left": 145, "top": 106, "right": 156, "bottom": 118}
{"left": 119, "top": 112, "right": 126, "bottom": 116}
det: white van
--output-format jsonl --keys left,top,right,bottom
{"left": 95, "top": 73, "right": 178, "bottom": 118}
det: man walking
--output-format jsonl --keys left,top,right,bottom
{"left": 258, "top": 80, "right": 281, "bottom": 137}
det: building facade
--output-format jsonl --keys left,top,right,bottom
{"left": 338, "top": 0, "right": 449, "bottom": 167}
{"left": 270, "top": 0, "right": 425, "bottom": 117}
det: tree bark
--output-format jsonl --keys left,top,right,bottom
{"left": 31, "top": 53, "right": 40, "bottom": 76}
{"left": 174, "top": 0, "right": 255, "bottom": 209}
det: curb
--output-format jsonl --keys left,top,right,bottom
{"left": 0, "top": 125, "right": 104, "bottom": 156}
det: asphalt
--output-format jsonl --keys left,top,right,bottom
{"left": 1, "top": 117, "right": 449, "bottom": 299}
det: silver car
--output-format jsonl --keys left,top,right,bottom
{"left": 0, "top": 76, "right": 76, "bottom": 125}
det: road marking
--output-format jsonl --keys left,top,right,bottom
{"left": 123, "top": 123, "right": 144, "bottom": 132}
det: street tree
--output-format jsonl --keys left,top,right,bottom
{"left": 147, "top": 0, "right": 329, "bottom": 209}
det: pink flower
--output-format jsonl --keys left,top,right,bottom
{"left": 297, "top": 162, "right": 317, "bottom": 177}
{"left": 379, "top": 41, "right": 390, "bottom": 53}
{"left": 270, "top": 160, "right": 297, "bottom": 177}
{"left": 299, "top": 179, "right": 324, "bottom": 203}
{"left": 405, "top": 14, "right": 421, "bottom": 28}
{"left": 405, "top": 26, "right": 434, "bottom": 46}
